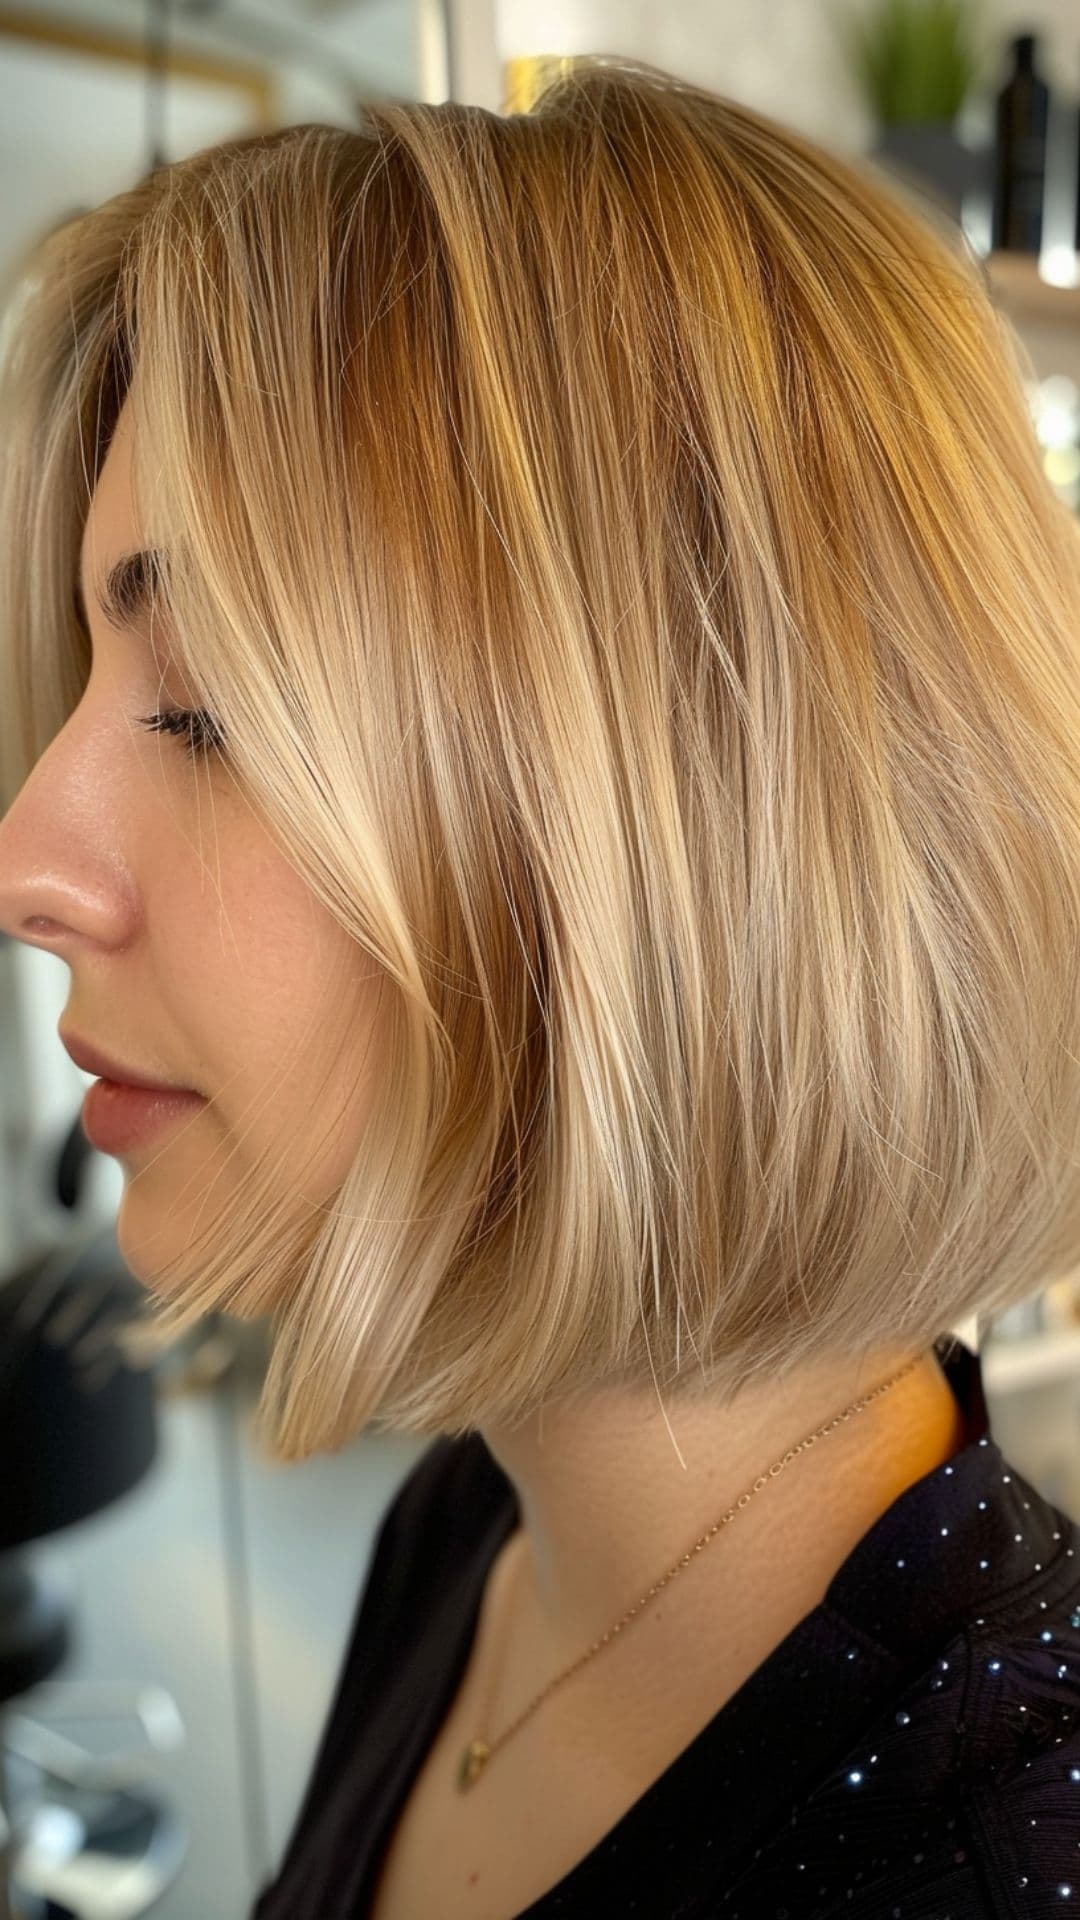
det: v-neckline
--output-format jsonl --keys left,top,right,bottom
{"left": 358, "top": 1337, "right": 1015, "bottom": 1919}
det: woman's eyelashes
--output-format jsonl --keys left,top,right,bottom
{"left": 136, "top": 707, "right": 225, "bottom": 760}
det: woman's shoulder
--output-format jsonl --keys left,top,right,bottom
{"left": 817, "top": 1511, "right": 1080, "bottom": 1914}
{"left": 957, "top": 1567, "right": 1080, "bottom": 1890}
{"left": 361, "top": 1428, "right": 516, "bottom": 1623}
{"left": 376, "top": 1428, "right": 514, "bottom": 1545}
{"left": 705, "top": 1545, "right": 1080, "bottom": 1919}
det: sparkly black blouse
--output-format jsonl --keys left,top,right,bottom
{"left": 250, "top": 1334, "right": 1080, "bottom": 1918}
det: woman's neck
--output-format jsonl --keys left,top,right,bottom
{"left": 477, "top": 1342, "right": 969, "bottom": 1714}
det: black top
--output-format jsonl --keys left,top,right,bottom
{"left": 251, "top": 1334, "right": 1080, "bottom": 1919}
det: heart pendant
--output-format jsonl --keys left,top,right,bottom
{"left": 457, "top": 1738, "right": 490, "bottom": 1791}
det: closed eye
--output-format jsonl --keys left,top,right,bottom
{"left": 137, "top": 708, "right": 225, "bottom": 760}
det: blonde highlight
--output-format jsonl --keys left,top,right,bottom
{"left": 2, "top": 57, "right": 1079, "bottom": 1462}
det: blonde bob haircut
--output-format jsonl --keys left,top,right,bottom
{"left": 3, "top": 57, "right": 1080, "bottom": 1464}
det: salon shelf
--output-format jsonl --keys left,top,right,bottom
{"left": 983, "top": 252, "right": 1080, "bottom": 330}
{"left": 980, "top": 1324, "right": 1080, "bottom": 1395}
{"left": 982, "top": 252, "right": 1080, "bottom": 387}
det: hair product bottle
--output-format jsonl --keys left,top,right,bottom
{"left": 991, "top": 32, "right": 1049, "bottom": 253}
{"left": 1075, "top": 52, "right": 1080, "bottom": 255}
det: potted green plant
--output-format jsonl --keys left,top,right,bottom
{"left": 828, "top": 0, "right": 996, "bottom": 222}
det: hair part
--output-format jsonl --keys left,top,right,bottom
{"left": 3, "top": 57, "right": 1080, "bottom": 1461}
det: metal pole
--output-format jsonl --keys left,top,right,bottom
{"left": 0, "top": 1708, "right": 26, "bottom": 1920}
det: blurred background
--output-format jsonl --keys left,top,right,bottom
{"left": 1, "top": 2, "right": 1080, "bottom": 1915}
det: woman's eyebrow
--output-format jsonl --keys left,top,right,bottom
{"left": 74, "top": 546, "right": 169, "bottom": 634}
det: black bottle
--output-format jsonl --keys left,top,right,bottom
{"left": 1075, "top": 54, "right": 1080, "bottom": 252}
{"left": 991, "top": 32, "right": 1049, "bottom": 253}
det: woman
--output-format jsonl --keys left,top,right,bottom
{"left": 0, "top": 54, "right": 1078, "bottom": 1920}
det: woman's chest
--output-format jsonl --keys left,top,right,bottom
{"left": 362, "top": 1693, "right": 652, "bottom": 1920}
{"left": 360, "top": 1528, "right": 812, "bottom": 1919}
{"left": 364, "top": 1779, "right": 558, "bottom": 1920}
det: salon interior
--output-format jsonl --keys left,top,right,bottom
{"left": 1, "top": 1, "right": 1079, "bottom": 1915}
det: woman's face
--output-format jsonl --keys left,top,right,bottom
{"left": 0, "top": 395, "right": 382, "bottom": 1298}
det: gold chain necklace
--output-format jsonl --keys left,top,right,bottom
{"left": 457, "top": 1352, "right": 923, "bottom": 1790}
